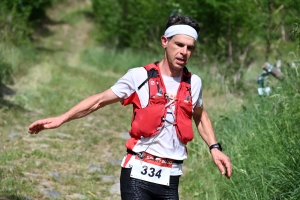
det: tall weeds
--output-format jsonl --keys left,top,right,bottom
{"left": 213, "top": 62, "right": 300, "bottom": 199}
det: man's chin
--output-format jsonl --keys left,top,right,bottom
{"left": 175, "top": 60, "right": 185, "bottom": 66}
{"left": 174, "top": 63, "right": 185, "bottom": 69}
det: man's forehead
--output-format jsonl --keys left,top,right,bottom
{"left": 171, "top": 34, "right": 196, "bottom": 45}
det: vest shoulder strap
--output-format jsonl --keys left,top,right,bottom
{"left": 137, "top": 62, "right": 192, "bottom": 90}
{"left": 138, "top": 62, "right": 159, "bottom": 90}
{"left": 182, "top": 67, "right": 191, "bottom": 85}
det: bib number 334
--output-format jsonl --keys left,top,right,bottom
{"left": 130, "top": 155, "right": 172, "bottom": 186}
{"left": 141, "top": 165, "right": 162, "bottom": 178}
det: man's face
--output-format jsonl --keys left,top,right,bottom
{"left": 162, "top": 34, "right": 196, "bottom": 71}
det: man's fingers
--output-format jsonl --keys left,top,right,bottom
{"left": 224, "top": 160, "right": 232, "bottom": 179}
{"left": 214, "top": 160, "right": 226, "bottom": 175}
{"left": 213, "top": 154, "right": 232, "bottom": 179}
{"left": 219, "top": 158, "right": 232, "bottom": 179}
{"left": 28, "top": 126, "right": 42, "bottom": 134}
{"left": 28, "top": 119, "right": 52, "bottom": 134}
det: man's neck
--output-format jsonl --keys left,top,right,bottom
{"left": 159, "top": 59, "right": 183, "bottom": 77}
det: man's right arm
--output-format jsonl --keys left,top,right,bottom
{"left": 28, "top": 89, "right": 122, "bottom": 134}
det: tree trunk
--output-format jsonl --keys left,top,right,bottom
{"left": 227, "top": 20, "right": 233, "bottom": 64}
{"left": 265, "top": 0, "right": 272, "bottom": 62}
{"left": 119, "top": 1, "right": 128, "bottom": 47}
{"left": 281, "top": 22, "right": 286, "bottom": 41}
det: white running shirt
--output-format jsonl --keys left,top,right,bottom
{"left": 111, "top": 66, "right": 202, "bottom": 175}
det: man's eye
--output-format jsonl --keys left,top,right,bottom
{"left": 176, "top": 43, "right": 184, "bottom": 47}
{"left": 188, "top": 46, "right": 195, "bottom": 50}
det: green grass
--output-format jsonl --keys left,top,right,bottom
{"left": 180, "top": 65, "right": 300, "bottom": 199}
{"left": 80, "top": 46, "right": 162, "bottom": 74}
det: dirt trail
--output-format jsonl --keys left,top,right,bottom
{"left": 2, "top": 1, "right": 124, "bottom": 199}
{"left": 11, "top": 0, "right": 92, "bottom": 98}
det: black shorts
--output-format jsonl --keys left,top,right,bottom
{"left": 120, "top": 167, "right": 180, "bottom": 200}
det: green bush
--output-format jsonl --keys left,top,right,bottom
{"left": 0, "top": 53, "right": 12, "bottom": 84}
{"left": 0, "top": 0, "right": 55, "bottom": 44}
{"left": 291, "top": 18, "right": 300, "bottom": 54}
{"left": 0, "top": 0, "right": 56, "bottom": 84}
{"left": 91, "top": 0, "right": 175, "bottom": 51}
{"left": 90, "top": 1, "right": 300, "bottom": 95}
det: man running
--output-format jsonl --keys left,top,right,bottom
{"left": 28, "top": 14, "right": 232, "bottom": 200}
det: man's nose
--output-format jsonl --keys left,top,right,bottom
{"left": 181, "top": 46, "right": 187, "bottom": 55}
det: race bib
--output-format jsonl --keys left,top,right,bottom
{"left": 130, "top": 152, "right": 173, "bottom": 186}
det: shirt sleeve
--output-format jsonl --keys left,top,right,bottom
{"left": 111, "top": 67, "right": 147, "bottom": 99}
{"left": 191, "top": 74, "right": 203, "bottom": 108}
{"left": 111, "top": 69, "right": 136, "bottom": 99}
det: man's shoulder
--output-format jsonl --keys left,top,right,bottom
{"left": 130, "top": 62, "right": 157, "bottom": 71}
{"left": 185, "top": 67, "right": 201, "bottom": 81}
{"left": 126, "top": 66, "right": 146, "bottom": 74}
{"left": 191, "top": 73, "right": 202, "bottom": 84}
{"left": 127, "top": 62, "right": 158, "bottom": 76}
{"left": 124, "top": 66, "right": 148, "bottom": 82}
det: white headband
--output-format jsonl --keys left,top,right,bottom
{"left": 164, "top": 25, "right": 198, "bottom": 40}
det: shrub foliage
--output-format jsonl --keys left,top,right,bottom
{"left": 0, "top": 0, "right": 54, "bottom": 44}
{"left": 0, "top": 0, "right": 56, "bottom": 84}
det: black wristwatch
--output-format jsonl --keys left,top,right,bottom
{"left": 209, "top": 143, "right": 222, "bottom": 151}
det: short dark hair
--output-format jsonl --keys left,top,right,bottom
{"left": 165, "top": 14, "right": 200, "bottom": 34}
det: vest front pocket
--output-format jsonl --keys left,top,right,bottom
{"left": 130, "top": 103, "right": 166, "bottom": 139}
{"left": 175, "top": 100, "right": 194, "bottom": 143}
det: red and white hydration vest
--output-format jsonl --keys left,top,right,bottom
{"left": 122, "top": 62, "right": 194, "bottom": 151}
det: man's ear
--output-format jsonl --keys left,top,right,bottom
{"left": 161, "top": 36, "right": 168, "bottom": 48}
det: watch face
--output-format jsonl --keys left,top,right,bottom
{"left": 209, "top": 143, "right": 222, "bottom": 151}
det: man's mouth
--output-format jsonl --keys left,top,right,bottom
{"left": 176, "top": 58, "right": 185, "bottom": 65}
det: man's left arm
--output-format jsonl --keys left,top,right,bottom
{"left": 193, "top": 105, "right": 232, "bottom": 179}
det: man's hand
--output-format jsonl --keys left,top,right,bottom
{"left": 28, "top": 89, "right": 122, "bottom": 135}
{"left": 28, "top": 117, "right": 64, "bottom": 134}
{"left": 210, "top": 149, "right": 232, "bottom": 179}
